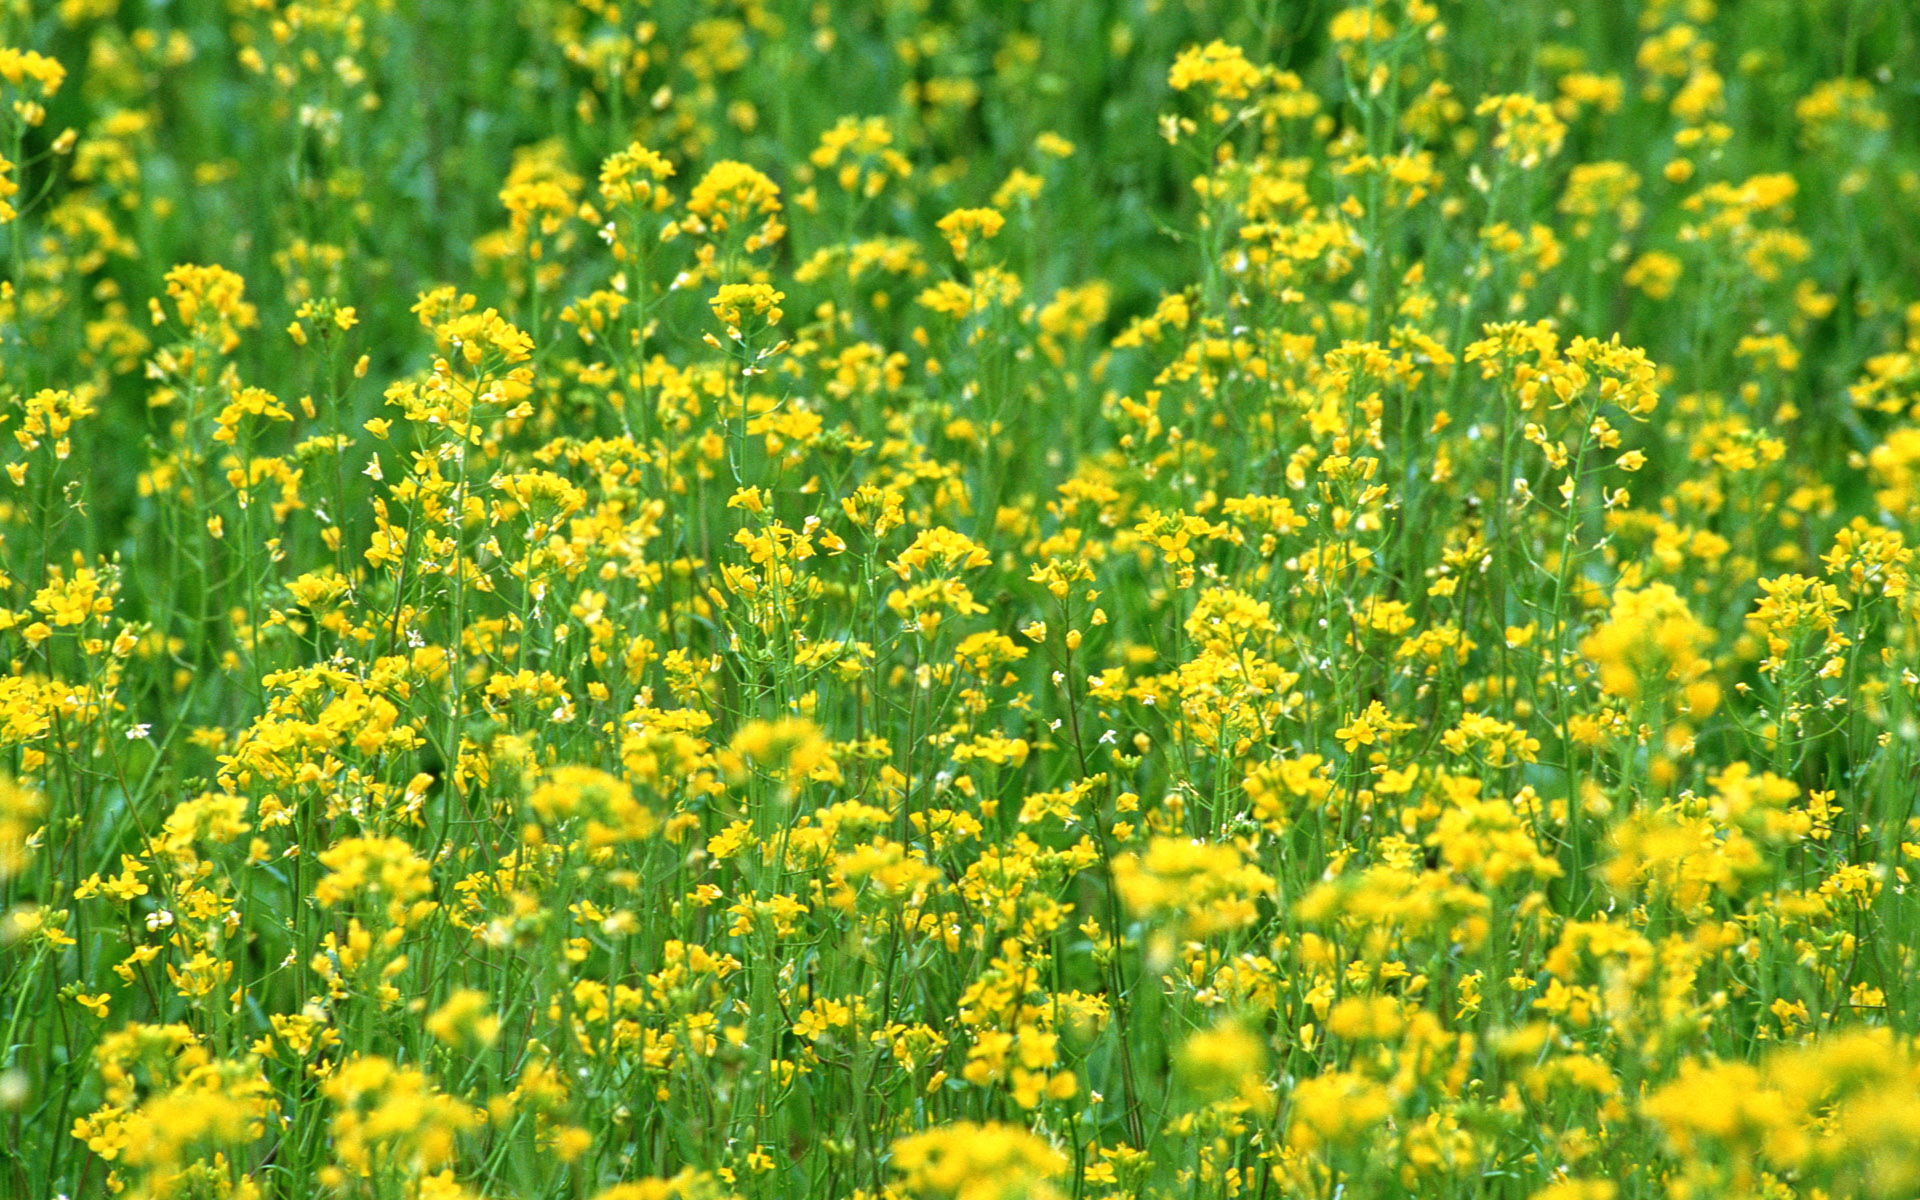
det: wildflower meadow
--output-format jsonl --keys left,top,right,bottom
{"left": 5, "top": 1, "right": 1920, "bottom": 1197}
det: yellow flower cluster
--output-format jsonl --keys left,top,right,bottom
{"left": 2, "top": 4, "right": 1919, "bottom": 1200}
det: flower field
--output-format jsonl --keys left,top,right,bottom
{"left": 5, "top": 1, "right": 1920, "bottom": 1197}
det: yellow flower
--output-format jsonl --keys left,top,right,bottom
{"left": 935, "top": 207, "right": 1005, "bottom": 260}
{"left": 1113, "top": 836, "right": 1276, "bottom": 938}
{"left": 1287, "top": 1070, "right": 1393, "bottom": 1153}
{"left": 1168, "top": 40, "right": 1263, "bottom": 101}
{"left": 313, "top": 836, "right": 435, "bottom": 927}
{"left": 708, "top": 282, "right": 785, "bottom": 338}
{"left": 891, "top": 1121, "right": 1067, "bottom": 1200}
